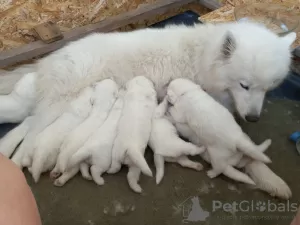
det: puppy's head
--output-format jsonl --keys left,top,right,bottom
{"left": 214, "top": 22, "right": 296, "bottom": 122}
{"left": 167, "top": 78, "right": 199, "bottom": 104}
{"left": 125, "top": 76, "right": 154, "bottom": 90}
{"left": 93, "top": 79, "right": 118, "bottom": 98}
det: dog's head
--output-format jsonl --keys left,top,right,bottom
{"left": 215, "top": 22, "right": 296, "bottom": 122}
{"left": 167, "top": 78, "right": 199, "bottom": 104}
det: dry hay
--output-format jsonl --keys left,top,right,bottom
{"left": 0, "top": 0, "right": 158, "bottom": 51}
{"left": 202, "top": 0, "right": 300, "bottom": 47}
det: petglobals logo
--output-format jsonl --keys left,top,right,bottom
{"left": 212, "top": 200, "right": 299, "bottom": 213}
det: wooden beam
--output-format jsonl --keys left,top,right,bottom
{"left": 198, "top": 0, "right": 222, "bottom": 10}
{"left": 0, "top": 0, "right": 197, "bottom": 68}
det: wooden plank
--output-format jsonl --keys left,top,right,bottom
{"left": 198, "top": 0, "right": 222, "bottom": 10}
{"left": 0, "top": 0, "right": 196, "bottom": 68}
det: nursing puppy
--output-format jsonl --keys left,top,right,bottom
{"left": 29, "top": 86, "right": 94, "bottom": 182}
{"left": 107, "top": 76, "right": 156, "bottom": 193}
{"left": 53, "top": 79, "right": 118, "bottom": 174}
{"left": 149, "top": 97, "right": 206, "bottom": 184}
{"left": 59, "top": 93, "right": 124, "bottom": 186}
{"left": 171, "top": 119, "right": 292, "bottom": 199}
{"left": 167, "top": 78, "right": 272, "bottom": 180}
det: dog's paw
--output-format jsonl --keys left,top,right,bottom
{"left": 54, "top": 179, "right": 65, "bottom": 187}
{"left": 207, "top": 170, "right": 218, "bottom": 179}
{"left": 50, "top": 171, "right": 61, "bottom": 180}
{"left": 195, "top": 162, "right": 204, "bottom": 171}
{"left": 93, "top": 177, "right": 105, "bottom": 186}
{"left": 130, "top": 183, "right": 142, "bottom": 193}
{"left": 82, "top": 173, "right": 92, "bottom": 181}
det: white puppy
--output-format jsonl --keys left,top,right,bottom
{"left": 58, "top": 92, "right": 124, "bottom": 186}
{"left": 107, "top": 76, "right": 156, "bottom": 193}
{"left": 149, "top": 97, "right": 205, "bottom": 184}
{"left": 53, "top": 79, "right": 118, "bottom": 174}
{"left": 29, "top": 86, "right": 94, "bottom": 182}
{"left": 167, "top": 78, "right": 272, "bottom": 181}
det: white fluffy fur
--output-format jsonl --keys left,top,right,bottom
{"left": 29, "top": 86, "right": 94, "bottom": 182}
{"left": 107, "top": 76, "right": 156, "bottom": 193}
{"left": 0, "top": 21, "right": 296, "bottom": 196}
{"left": 149, "top": 97, "right": 205, "bottom": 184}
{"left": 60, "top": 93, "right": 124, "bottom": 186}
{"left": 54, "top": 79, "right": 118, "bottom": 174}
{"left": 167, "top": 78, "right": 272, "bottom": 179}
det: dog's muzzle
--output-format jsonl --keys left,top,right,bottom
{"left": 245, "top": 114, "right": 260, "bottom": 123}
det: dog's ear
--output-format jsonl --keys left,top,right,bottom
{"left": 221, "top": 32, "right": 236, "bottom": 58}
{"left": 281, "top": 32, "right": 297, "bottom": 47}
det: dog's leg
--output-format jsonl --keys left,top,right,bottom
{"left": 107, "top": 159, "right": 122, "bottom": 174}
{"left": 222, "top": 166, "right": 255, "bottom": 185}
{"left": 206, "top": 146, "right": 228, "bottom": 177}
{"left": 80, "top": 163, "right": 92, "bottom": 180}
{"left": 50, "top": 164, "right": 61, "bottom": 179}
{"left": 237, "top": 136, "right": 271, "bottom": 163}
{"left": 154, "top": 154, "right": 165, "bottom": 184}
{"left": 54, "top": 166, "right": 79, "bottom": 187}
{"left": 245, "top": 161, "right": 292, "bottom": 199}
{"left": 127, "top": 165, "right": 142, "bottom": 193}
{"left": 175, "top": 156, "right": 203, "bottom": 171}
{"left": 0, "top": 116, "right": 33, "bottom": 158}
{"left": 90, "top": 165, "right": 105, "bottom": 185}
{"left": 0, "top": 73, "right": 36, "bottom": 124}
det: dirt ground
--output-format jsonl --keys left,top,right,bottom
{"left": 16, "top": 98, "right": 299, "bottom": 225}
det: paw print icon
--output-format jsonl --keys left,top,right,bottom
{"left": 256, "top": 201, "right": 266, "bottom": 212}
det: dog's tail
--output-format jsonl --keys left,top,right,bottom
{"left": 0, "top": 117, "right": 33, "bottom": 158}
{"left": 245, "top": 161, "right": 292, "bottom": 199}
{"left": 126, "top": 147, "right": 152, "bottom": 177}
{"left": 0, "top": 65, "right": 36, "bottom": 94}
{"left": 223, "top": 165, "right": 255, "bottom": 185}
{"left": 237, "top": 137, "right": 272, "bottom": 163}
{"left": 67, "top": 148, "right": 90, "bottom": 170}
{"left": 154, "top": 153, "right": 165, "bottom": 184}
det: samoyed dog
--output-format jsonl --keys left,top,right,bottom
{"left": 0, "top": 21, "right": 296, "bottom": 199}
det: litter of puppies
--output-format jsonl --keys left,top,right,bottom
{"left": 0, "top": 76, "right": 292, "bottom": 199}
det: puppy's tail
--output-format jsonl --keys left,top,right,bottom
{"left": 0, "top": 117, "right": 33, "bottom": 158}
{"left": 126, "top": 148, "right": 152, "bottom": 177}
{"left": 237, "top": 137, "right": 272, "bottom": 163}
{"left": 245, "top": 161, "right": 292, "bottom": 200}
{"left": 223, "top": 166, "right": 255, "bottom": 185}
{"left": 67, "top": 148, "right": 90, "bottom": 170}
{"left": 0, "top": 65, "right": 36, "bottom": 94}
{"left": 154, "top": 154, "right": 165, "bottom": 184}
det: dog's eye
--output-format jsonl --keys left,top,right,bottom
{"left": 240, "top": 83, "right": 249, "bottom": 90}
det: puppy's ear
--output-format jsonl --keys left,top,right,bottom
{"left": 221, "top": 32, "right": 236, "bottom": 58}
{"left": 167, "top": 89, "right": 177, "bottom": 104}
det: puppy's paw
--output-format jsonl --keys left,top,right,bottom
{"left": 207, "top": 170, "right": 218, "bottom": 179}
{"left": 93, "top": 177, "right": 105, "bottom": 186}
{"left": 130, "top": 183, "right": 142, "bottom": 193}
{"left": 54, "top": 179, "right": 65, "bottom": 187}
{"left": 50, "top": 171, "right": 61, "bottom": 180}
{"left": 82, "top": 173, "right": 92, "bottom": 181}
{"left": 195, "top": 162, "right": 204, "bottom": 171}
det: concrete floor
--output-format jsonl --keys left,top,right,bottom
{"left": 23, "top": 99, "right": 300, "bottom": 225}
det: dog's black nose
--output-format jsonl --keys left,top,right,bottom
{"left": 245, "top": 115, "right": 260, "bottom": 122}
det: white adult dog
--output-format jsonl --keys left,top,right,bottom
{"left": 0, "top": 21, "right": 296, "bottom": 198}
{"left": 107, "top": 76, "right": 156, "bottom": 193}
